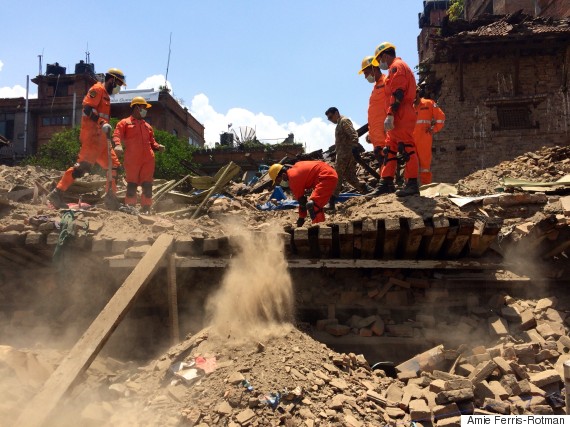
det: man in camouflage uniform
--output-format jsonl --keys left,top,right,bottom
{"left": 325, "top": 107, "right": 367, "bottom": 209}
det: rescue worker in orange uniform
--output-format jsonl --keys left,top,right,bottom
{"left": 112, "top": 96, "right": 165, "bottom": 214}
{"left": 48, "top": 68, "right": 126, "bottom": 208}
{"left": 268, "top": 161, "right": 338, "bottom": 226}
{"left": 413, "top": 85, "right": 445, "bottom": 185}
{"left": 358, "top": 56, "right": 387, "bottom": 166}
{"left": 368, "top": 42, "right": 420, "bottom": 197}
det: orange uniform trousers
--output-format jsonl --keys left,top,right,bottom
{"left": 381, "top": 57, "right": 418, "bottom": 181}
{"left": 56, "top": 122, "right": 120, "bottom": 192}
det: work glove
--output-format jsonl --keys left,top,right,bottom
{"left": 384, "top": 115, "right": 394, "bottom": 132}
{"left": 102, "top": 123, "right": 113, "bottom": 136}
{"left": 158, "top": 144, "right": 166, "bottom": 152}
{"left": 296, "top": 217, "right": 305, "bottom": 227}
{"left": 298, "top": 195, "right": 308, "bottom": 211}
{"left": 114, "top": 145, "right": 123, "bottom": 154}
{"left": 306, "top": 200, "right": 316, "bottom": 220}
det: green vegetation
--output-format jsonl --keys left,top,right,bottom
{"left": 448, "top": 0, "right": 464, "bottom": 21}
{"left": 153, "top": 129, "right": 196, "bottom": 180}
{"left": 24, "top": 121, "right": 196, "bottom": 180}
{"left": 23, "top": 127, "right": 81, "bottom": 171}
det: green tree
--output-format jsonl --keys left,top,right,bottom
{"left": 23, "top": 127, "right": 81, "bottom": 170}
{"left": 448, "top": 0, "right": 464, "bottom": 21}
{"left": 153, "top": 129, "right": 196, "bottom": 180}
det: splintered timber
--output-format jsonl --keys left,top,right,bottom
{"left": 463, "top": 416, "right": 568, "bottom": 426}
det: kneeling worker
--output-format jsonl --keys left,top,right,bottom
{"left": 112, "top": 96, "right": 165, "bottom": 214}
{"left": 268, "top": 161, "right": 338, "bottom": 226}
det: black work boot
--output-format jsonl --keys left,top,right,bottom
{"left": 47, "top": 189, "right": 68, "bottom": 209}
{"left": 325, "top": 196, "right": 336, "bottom": 211}
{"left": 366, "top": 179, "right": 396, "bottom": 197}
{"left": 395, "top": 178, "right": 420, "bottom": 197}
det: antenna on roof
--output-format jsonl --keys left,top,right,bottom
{"left": 38, "top": 48, "right": 44, "bottom": 76}
{"left": 85, "top": 42, "right": 90, "bottom": 64}
{"left": 164, "top": 32, "right": 172, "bottom": 91}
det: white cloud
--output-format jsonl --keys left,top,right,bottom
{"left": 0, "top": 85, "right": 37, "bottom": 99}
{"left": 0, "top": 60, "right": 3, "bottom": 72}
{"left": 189, "top": 93, "right": 339, "bottom": 153}
{"left": 136, "top": 74, "right": 173, "bottom": 92}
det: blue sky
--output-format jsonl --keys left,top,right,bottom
{"left": 1, "top": 1, "right": 425, "bottom": 151}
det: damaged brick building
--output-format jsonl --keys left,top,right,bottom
{"left": 418, "top": 0, "right": 570, "bottom": 183}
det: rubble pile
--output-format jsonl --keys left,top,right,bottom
{"left": 3, "top": 294, "right": 568, "bottom": 426}
{"left": 457, "top": 145, "right": 570, "bottom": 196}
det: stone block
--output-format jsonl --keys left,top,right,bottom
{"left": 482, "top": 398, "right": 510, "bottom": 414}
{"left": 443, "top": 378, "right": 472, "bottom": 391}
{"left": 455, "top": 363, "right": 475, "bottom": 377}
{"left": 535, "top": 297, "right": 557, "bottom": 312}
{"left": 519, "top": 310, "right": 536, "bottom": 330}
{"left": 436, "top": 416, "right": 461, "bottom": 427}
{"left": 529, "top": 369, "right": 561, "bottom": 387}
{"left": 429, "top": 379, "right": 446, "bottom": 393}
{"left": 409, "top": 399, "right": 431, "bottom": 422}
{"left": 435, "top": 388, "right": 474, "bottom": 404}
{"left": 433, "top": 403, "right": 461, "bottom": 420}
{"left": 487, "top": 381, "right": 509, "bottom": 400}
{"left": 469, "top": 360, "right": 497, "bottom": 384}
{"left": 316, "top": 318, "right": 338, "bottom": 331}
{"left": 492, "top": 357, "right": 513, "bottom": 375}
{"left": 488, "top": 316, "right": 508, "bottom": 336}
{"left": 325, "top": 323, "right": 350, "bottom": 336}
{"left": 474, "top": 381, "right": 496, "bottom": 403}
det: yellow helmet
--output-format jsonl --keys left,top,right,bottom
{"left": 130, "top": 96, "right": 152, "bottom": 108}
{"left": 107, "top": 68, "right": 127, "bottom": 86}
{"left": 358, "top": 56, "right": 379, "bottom": 75}
{"left": 268, "top": 164, "right": 284, "bottom": 184}
{"left": 374, "top": 42, "right": 396, "bottom": 59}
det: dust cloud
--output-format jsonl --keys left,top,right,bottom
{"left": 205, "top": 225, "right": 294, "bottom": 343}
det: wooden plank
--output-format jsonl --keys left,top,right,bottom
{"left": 470, "top": 220, "right": 502, "bottom": 257}
{"left": 399, "top": 217, "right": 426, "bottom": 259}
{"left": 423, "top": 217, "right": 449, "bottom": 258}
{"left": 167, "top": 253, "right": 180, "bottom": 346}
{"left": 338, "top": 221, "right": 354, "bottom": 258}
{"left": 108, "top": 255, "right": 507, "bottom": 270}
{"left": 361, "top": 219, "right": 377, "bottom": 259}
{"left": 0, "top": 247, "right": 29, "bottom": 266}
{"left": 352, "top": 220, "right": 363, "bottom": 259}
{"left": 317, "top": 226, "right": 333, "bottom": 258}
{"left": 383, "top": 218, "right": 400, "bottom": 259}
{"left": 12, "top": 247, "right": 52, "bottom": 267}
{"left": 441, "top": 218, "right": 475, "bottom": 258}
{"left": 293, "top": 227, "right": 310, "bottom": 257}
{"left": 16, "top": 234, "right": 174, "bottom": 427}
{"left": 561, "top": 196, "right": 570, "bottom": 216}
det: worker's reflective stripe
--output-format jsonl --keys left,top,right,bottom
{"left": 82, "top": 107, "right": 99, "bottom": 117}
{"left": 435, "top": 120, "right": 445, "bottom": 123}
{"left": 420, "top": 168, "right": 430, "bottom": 172}
{"left": 99, "top": 113, "right": 109, "bottom": 119}
{"left": 416, "top": 119, "right": 431, "bottom": 124}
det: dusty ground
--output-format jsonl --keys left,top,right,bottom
{"left": 1, "top": 144, "right": 570, "bottom": 426}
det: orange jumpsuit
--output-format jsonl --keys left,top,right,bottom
{"left": 413, "top": 98, "right": 445, "bottom": 185}
{"left": 381, "top": 58, "right": 418, "bottom": 180}
{"left": 288, "top": 161, "right": 338, "bottom": 224}
{"left": 56, "top": 82, "right": 120, "bottom": 192}
{"left": 368, "top": 73, "right": 387, "bottom": 149}
{"left": 113, "top": 116, "right": 161, "bottom": 207}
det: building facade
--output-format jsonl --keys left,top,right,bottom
{"left": 417, "top": 0, "right": 570, "bottom": 183}
{"left": 0, "top": 61, "right": 205, "bottom": 160}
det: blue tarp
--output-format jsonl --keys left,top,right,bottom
{"left": 256, "top": 187, "right": 362, "bottom": 211}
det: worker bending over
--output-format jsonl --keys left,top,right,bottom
{"left": 268, "top": 161, "right": 338, "bottom": 226}
{"left": 112, "top": 96, "right": 165, "bottom": 214}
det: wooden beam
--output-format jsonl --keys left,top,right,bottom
{"left": 167, "top": 253, "right": 180, "bottom": 346}
{"left": 16, "top": 234, "right": 174, "bottom": 427}
{"left": 383, "top": 218, "right": 400, "bottom": 259}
